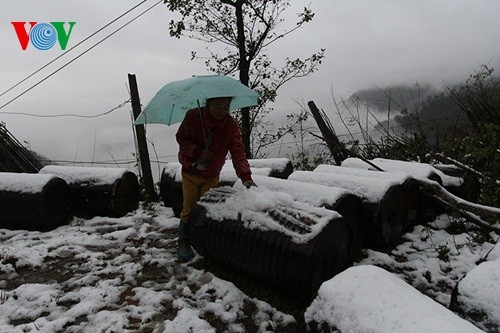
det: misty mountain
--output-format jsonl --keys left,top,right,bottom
{"left": 350, "top": 84, "right": 437, "bottom": 113}
{"left": 348, "top": 83, "right": 468, "bottom": 143}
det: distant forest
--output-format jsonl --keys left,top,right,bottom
{"left": 350, "top": 83, "right": 471, "bottom": 143}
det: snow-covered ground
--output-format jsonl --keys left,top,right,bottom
{"left": 0, "top": 197, "right": 498, "bottom": 332}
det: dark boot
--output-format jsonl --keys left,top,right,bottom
{"left": 178, "top": 220, "right": 195, "bottom": 262}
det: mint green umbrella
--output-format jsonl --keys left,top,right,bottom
{"left": 134, "top": 75, "right": 259, "bottom": 126}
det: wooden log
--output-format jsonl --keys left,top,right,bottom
{"left": 39, "top": 165, "right": 139, "bottom": 218}
{"left": 188, "top": 186, "right": 353, "bottom": 300}
{"left": 289, "top": 170, "right": 409, "bottom": 248}
{"left": 0, "top": 172, "right": 71, "bottom": 231}
{"left": 341, "top": 157, "right": 450, "bottom": 218}
{"left": 159, "top": 163, "right": 184, "bottom": 217}
{"left": 246, "top": 174, "right": 364, "bottom": 257}
{"left": 314, "top": 164, "right": 423, "bottom": 230}
{"left": 246, "top": 158, "right": 294, "bottom": 179}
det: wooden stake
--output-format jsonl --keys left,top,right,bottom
{"left": 128, "top": 73, "right": 157, "bottom": 201}
{"left": 307, "top": 101, "right": 349, "bottom": 165}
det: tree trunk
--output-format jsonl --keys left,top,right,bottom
{"left": 129, "top": 74, "right": 157, "bottom": 201}
{"left": 235, "top": 0, "right": 252, "bottom": 158}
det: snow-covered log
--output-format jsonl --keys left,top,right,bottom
{"left": 237, "top": 174, "right": 364, "bottom": 257}
{"left": 340, "top": 158, "right": 499, "bottom": 233}
{"left": 313, "top": 164, "right": 423, "bottom": 229}
{"left": 341, "top": 157, "right": 481, "bottom": 203}
{"left": 450, "top": 243, "right": 500, "bottom": 333}
{"left": 0, "top": 172, "right": 70, "bottom": 231}
{"left": 159, "top": 162, "right": 184, "bottom": 217}
{"left": 289, "top": 170, "right": 408, "bottom": 248}
{"left": 188, "top": 186, "right": 353, "bottom": 300}
{"left": 296, "top": 265, "right": 484, "bottom": 333}
{"left": 39, "top": 165, "right": 139, "bottom": 218}
{"left": 159, "top": 159, "right": 293, "bottom": 217}
{"left": 246, "top": 158, "right": 294, "bottom": 179}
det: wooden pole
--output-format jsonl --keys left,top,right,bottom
{"left": 128, "top": 73, "right": 157, "bottom": 201}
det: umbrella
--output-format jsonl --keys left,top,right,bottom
{"left": 134, "top": 75, "right": 259, "bottom": 126}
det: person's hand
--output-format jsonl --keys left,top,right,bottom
{"left": 200, "top": 149, "right": 214, "bottom": 161}
{"left": 243, "top": 180, "right": 257, "bottom": 188}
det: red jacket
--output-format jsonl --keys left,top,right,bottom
{"left": 176, "top": 107, "right": 252, "bottom": 182}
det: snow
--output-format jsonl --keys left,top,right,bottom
{"left": 487, "top": 242, "right": 500, "bottom": 261}
{"left": 246, "top": 157, "right": 291, "bottom": 172}
{"left": 0, "top": 167, "right": 498, "bottom": 332}
{"left": 39, "top": 165, "right": 130, "bottom": 186}
{"left": 219, "top": 164, "right": 272, "bottom": 183}
{"left": 341, "top": 157, "right": 441, "bottom": 178}
{"left": 302, "top": 265, "right": 484, "bottom": 333}
{"left": 163, "top": 162, "right": 183, "bottom": 182}
{"left": 457, "top": 260, "right": 500, "bottom": 325}
{"left": 0, "top": 204, "right": 296, "bottom": 332}
{"left": 341, "top": 157, "right": 463, "bottom": 187}
{"left": 0, "top": 172, "right": 59, "bottom": 194}
{"left": 314, "top": 163, "right": 412, "bottom": 182}
{"left": 452, "top": 242, "right": 500, "bottom": 330}
{"left": 289, "top": 170, "right": 402, "bottom": 203}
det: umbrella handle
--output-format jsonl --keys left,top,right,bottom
{"left": 197, "top": 99, "right": 208, "bottom": 149}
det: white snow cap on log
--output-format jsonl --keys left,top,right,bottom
{"left": 341, "top": 157, "right": 462, "bottom": 186}
{"left": 235, "top": 174, "right": 353, "bottom": 207}
{"left": 40, "top": 165, "right": 130, "bottom": 186}
{"left": 0, "top": 172, "right": 59, "bottom": 194}
{"left": 247, "top": 158, "right": 291, "bottom": 172}
{"left": 289, "top": 170, "right": 401, "bottom": 204}
{"left": 341, "top": 157, "right": 439, "bottom": 178}
{"left": 454, "top": 242, "right": 500, "bottom": 329}
{"left": 314, "top": 164, "right": 412, "bottom": 182}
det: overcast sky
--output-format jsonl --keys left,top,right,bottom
{"left": 1, "top": 0, "right": 499, "bottom": 180}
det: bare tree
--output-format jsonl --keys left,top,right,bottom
{"left": 165, "top": 0, "right": 324, "bottom": 157}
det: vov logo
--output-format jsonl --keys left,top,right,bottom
{"left": 11, "top": 21, "right": 76, "bottom": 50}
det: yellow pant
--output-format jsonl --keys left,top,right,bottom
{"left": 180, "top": 171, "right": 220, "bottom": 222}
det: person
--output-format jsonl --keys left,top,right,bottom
{"left": 175, "top": 96, "right": 257, "bottom": 261}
